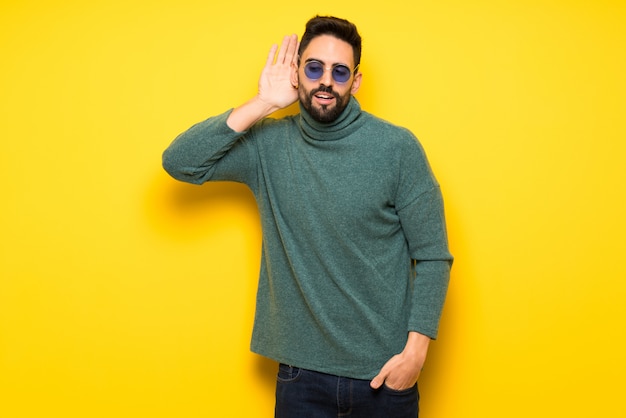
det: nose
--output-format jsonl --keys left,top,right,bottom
{"left": 319, "top": 67, "right": 334, "bottom": 86}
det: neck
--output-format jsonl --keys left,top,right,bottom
{"left": 298, "top": 97, "right": 364, "bottom": 141}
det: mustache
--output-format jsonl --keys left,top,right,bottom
{"left": 310, "top": 85, "right": 339, "bottom": 99}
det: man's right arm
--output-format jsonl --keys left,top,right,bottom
{"left": 162, "top": 34, "right": 300, "bottom": 184}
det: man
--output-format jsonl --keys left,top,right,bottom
{"left": 163, "top": 15, "right": 452, "bottom": 418}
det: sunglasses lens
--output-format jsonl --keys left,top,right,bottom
{"left": 304, "top": 62, "right": 324, "bottom": 80}
{"left": 332, "top": 65, "right": 351, "bottom": 83}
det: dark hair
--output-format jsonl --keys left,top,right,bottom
{"left": 298, "top": 16, "right": 362, "bottom": 68}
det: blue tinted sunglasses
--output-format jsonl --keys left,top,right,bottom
{"left": 303, "top": 60, "right": 358, "bottom": 84}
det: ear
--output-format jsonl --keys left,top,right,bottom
{"left": 290, "top": 63, "right": 300, "bottom": 88}
{"left": 350, "top": 71, "right": 362, "bottom": 95}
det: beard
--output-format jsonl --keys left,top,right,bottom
{"left": 299, "top": 85, "right": 351, "bottom": 123}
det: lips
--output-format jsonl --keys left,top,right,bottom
{"left": 312, "top": 88, "right": 338, "bottom": 105}
{"left": 315, "top": 94, "right": 335, "bottom": 104}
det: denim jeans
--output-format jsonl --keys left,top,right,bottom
{"left": 275, "top": 364, "right": 419, "bottom": 418}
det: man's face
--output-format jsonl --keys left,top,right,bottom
{"left": 294, "top": 35, "right": 362, "bottom": 123}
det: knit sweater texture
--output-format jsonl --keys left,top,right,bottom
{"left": 162, "top": 97, "right": 453, "bottom": 379}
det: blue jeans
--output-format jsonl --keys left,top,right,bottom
{"left": 275, "top": 364, "right": 419, "bottom": 418}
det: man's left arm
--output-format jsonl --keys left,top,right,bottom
{"left": 371, "top": 137, "right": 453, "bottom": 390}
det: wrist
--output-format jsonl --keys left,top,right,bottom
{"left": 252, "top": 94, "right": 281, "bottom": 116}
{"left": 227, "top": 96, "right": 279, "bottom": 132}
{"left": 402, "top": 331, "right": 430, "bottom": 359}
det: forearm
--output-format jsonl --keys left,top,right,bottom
{"left": 408, "top": 259, "right": 451, "bottom": 339}
{"left": 400, "top": 185, "right": 453, "bottom": 338}
{"left": 162, "top": 110, "right": 243, "bottom": 184}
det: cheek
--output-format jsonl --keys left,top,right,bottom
{"left": 336, "top": 85, "right": 353, "bottom": 100}
{"left": 297, "top": 85, "right": 310, "bottom": 103}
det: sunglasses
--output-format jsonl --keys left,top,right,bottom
{"left": 303, "top": 60, "right": 358, "bottom": 84}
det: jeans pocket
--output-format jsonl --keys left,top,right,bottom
{"left": 382, "top": 382, "right": 419, "bottom": 396}
{"left": 277, "top": 363, "right": 302, "bottom": 383}
{"left": 381, "top": 383, "right": 419, "bottom": 415}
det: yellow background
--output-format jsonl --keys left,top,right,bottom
{"left": 1, "top": 0, "right": 625, "bottom": 416}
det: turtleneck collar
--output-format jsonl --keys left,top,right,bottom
{"left": 298, "top": 96, "right": 365, "bottom": 141}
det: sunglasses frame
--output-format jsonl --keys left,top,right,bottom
{"left": 301, "top": 59, "right": 359, "bottom": 84}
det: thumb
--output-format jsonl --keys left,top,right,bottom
{"left": 370, "top": 370, "right": 388, "bottom": 389}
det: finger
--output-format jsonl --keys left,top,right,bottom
{"left": 276, "top": 35, "right": 292, "bottom": 64}
{"left": 292, "top": 41, "right": 300, "bottom": 67}
{"left": 265, "top": 43, "right": 278, "bottom": 67}
{"left": 370, "top": 369, "right": 388, "bottom": 389}
{"left": 370, "top": 376, "right": 383, "bottom": 390}
{"left": 285, "top": 34, "right": 299, "bottom": 64}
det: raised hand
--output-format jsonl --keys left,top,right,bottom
{"left": 227, "top": 34, "right": 300, "bottom": 132}
{"left": 257, "top": 34, "right": 300, "bottom": 110}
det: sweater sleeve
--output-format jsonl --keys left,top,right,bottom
{"left": 399, "top": 187, "right": 453, "bottom": 339}
{"left": 395, "top": 136, "right": 453, "bottom": 339}
{"left": 162, "top": 109, "right": 255, "bottom": 185}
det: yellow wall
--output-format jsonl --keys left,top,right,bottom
{"left": 1, "top": 0, "right": 625, "bottom": 416}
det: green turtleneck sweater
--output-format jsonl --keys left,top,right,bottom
{"left": 162, "top": 98, "right": 453, "bottom": 379}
